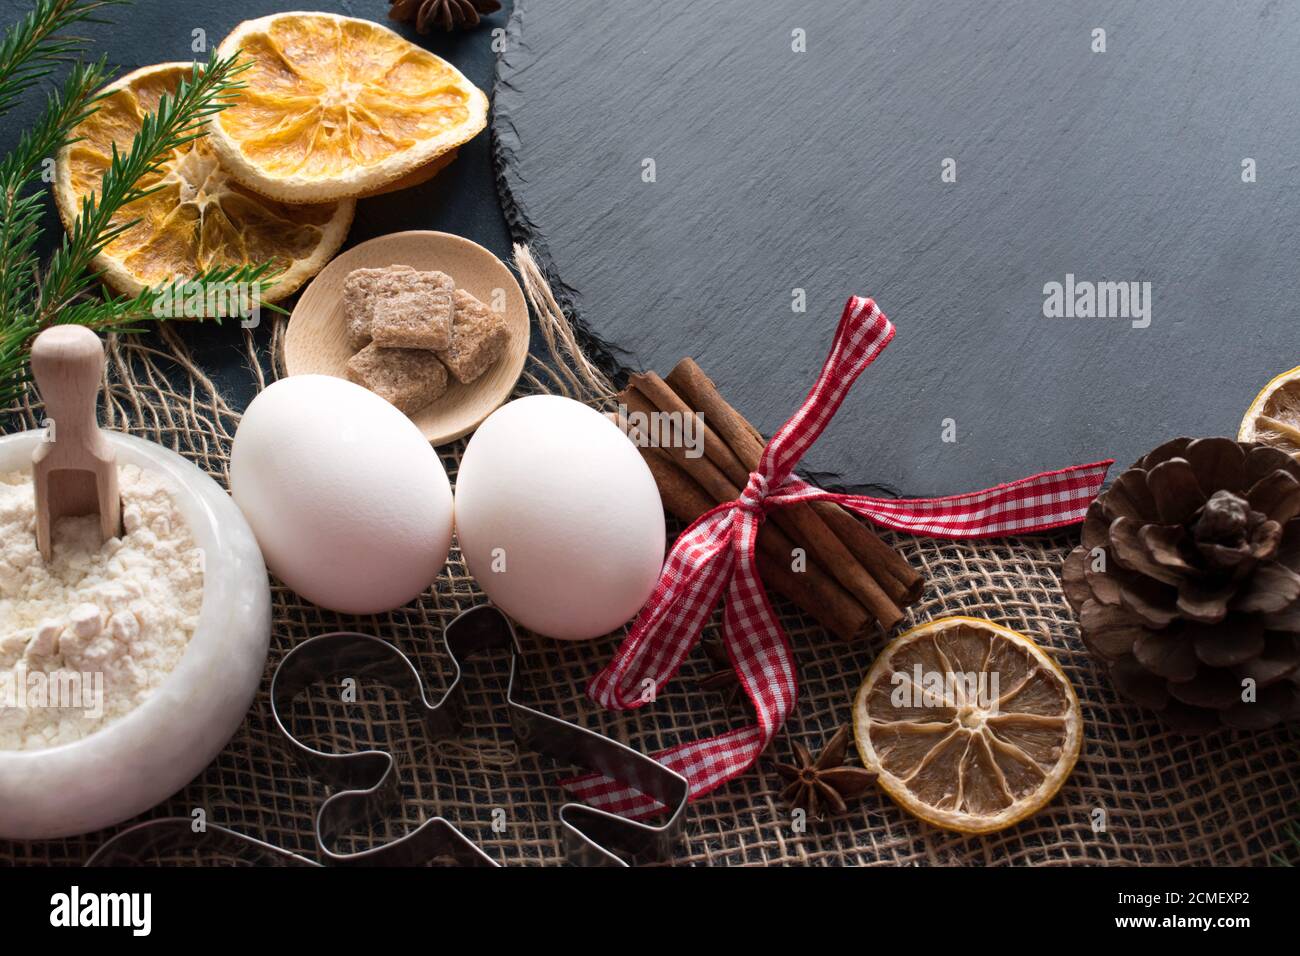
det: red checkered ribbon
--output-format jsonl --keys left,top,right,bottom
{"left": 568, "top": 296, "right": 1112, "bottom": 817}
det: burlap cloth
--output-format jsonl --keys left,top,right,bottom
{"left": 2, "top": 246, "right": 1296, "bottom": 866}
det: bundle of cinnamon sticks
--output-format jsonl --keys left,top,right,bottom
{"left": 614, "top": 358, "right": 923, "bottom": 639}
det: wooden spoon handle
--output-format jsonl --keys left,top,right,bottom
{"left": 31, "top": 325, "right": 106, "bottom": 443}
{"left": 31, "top": 325, "right": 119, "bottom": 560}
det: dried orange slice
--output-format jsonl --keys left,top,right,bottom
{"left": 209, "top": 12, "right": 488, "bottom": 203}
{"left": 1239, "top": 365, "right": 1300, "bottom": 458}
{"left": 852, "top": 616, "right": 1082, "bottom": 834}
{"left": 54, "top": 62, "right": 353, "bottom": 303}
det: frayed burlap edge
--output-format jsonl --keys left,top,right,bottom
{"left": 1, "top": 245, "right": 1297, "bottom": 866}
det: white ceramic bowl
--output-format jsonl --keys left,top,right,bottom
{"left": 0, "top": 431, "right": 271, "bottom": 839}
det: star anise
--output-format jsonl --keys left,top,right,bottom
{"left": 389, "top": 0, "right": 502, "bottom": 34}
{"left": 697, "top": 639, "right": 743, "bottom": 707}
{"left": 772, "top": 726, "right": 876, "bottom": 820}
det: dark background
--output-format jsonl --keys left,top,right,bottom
{"left": 8, "top": 0, "right": 1300, "bottom": 497}
{"left": 496, "top": 0, "right": 1300, "bottom": 496}
{"left": 0, "top": 0, "right": 513, "bottom": 412}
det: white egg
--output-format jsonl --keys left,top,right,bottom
{"left": 455, "top": 395, "right": 665, "bottom": 640}
{"left": 230, "top": 375, "right": 453, "bottom": 615}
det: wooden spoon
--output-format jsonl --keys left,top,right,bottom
{"left": 31, "top": 325, "right": 121, "bottom": 561}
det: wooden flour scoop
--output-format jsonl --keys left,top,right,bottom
{"left": 31, "top": 325, "right": 121, "bottom": 561}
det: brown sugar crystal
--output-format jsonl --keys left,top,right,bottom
{"left": 342, "top": 264, "right": 416, "bottom": 349}
{"left": 346, "top": 342, "right": 448, "bottom": 414}
{"left": 369, "top": 270, "right": 455, "bottom": 350}
{"left": 437, "top": 288, "right": 509, "bottom": 383}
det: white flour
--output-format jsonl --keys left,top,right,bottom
{"left": 0, "top": 464, "right": 204, "bottom": 751}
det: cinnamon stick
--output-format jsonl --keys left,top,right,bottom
{"left": 633, "top": 370, "right": 906, "bottom": 630}
{"left": 620, "top": 385, "right": 736, "bottom": 506}
{"left": 807, "top": 501, "right": 923, "bottom": 604}
{"left": 621, "top": 385, "right": 873, "bottom": 629}
{"left": 708, "top": 384, "right": 923, "bottom": 603}
{"left": 612, "top": 413, "right": 870, "bottom": 639}
{"left": 665, "top": 358, "right": 924, "bottom": 606}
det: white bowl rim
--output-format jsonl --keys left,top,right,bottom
{"left": 0, "top": 429, "right": 256, "bottom": 760}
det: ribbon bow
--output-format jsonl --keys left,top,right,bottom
{"left": 568, "top": 297, "right": 1112, "bottom": 817}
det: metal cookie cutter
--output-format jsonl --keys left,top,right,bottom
{"left": 88, "top": 605, "right": 688, "bottom": 867}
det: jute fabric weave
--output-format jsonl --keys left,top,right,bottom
{"left": 1, "top": 247, "right": 1295, "bottom": 866}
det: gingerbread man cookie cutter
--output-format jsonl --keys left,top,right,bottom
{"left": 87, "top": 606, "right": 688, "bottom": 867}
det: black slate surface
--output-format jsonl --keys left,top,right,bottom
{"left": 493, "top": 0, "right": 1300, "bottom": 496}
{"left": 0, "top": 0, "right": 511, "bottom": 414}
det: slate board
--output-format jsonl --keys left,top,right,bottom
{"left": 493, "top": 0, "right": 1300, "bottom": 496}
{"left": 0, "top": 0, "right": 512, "bottom": 414}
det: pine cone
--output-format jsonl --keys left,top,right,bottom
{"left": 1063, "top": 437, "right": 1300, "bottom": 732}
{"left": 389, "top": 0, "right": 501, "bottom": 34}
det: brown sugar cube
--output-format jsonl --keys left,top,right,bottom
{"left": 369, "top": 270, "right": 455, "bottom": 350}
{"left": 343, "top": 265, "right": 416, "bottom": 349}
{"left": 346, "top": 343, "right": 448, "bottom": 414}
{"left": 437, "top": 288, "right": 509, "bottom": 384}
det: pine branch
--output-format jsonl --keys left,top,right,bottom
{"left": 0, "top": 4, "right": 285, "bottom": 419}
{"left": 0, "top": 56, "right": 107, "bottom": 322}
{"left": 0, "top": 0, "right": 117, "bottom": 120}
{"left": 35, "top": 50, "right": 248, "bottom": 327}
{"left": 63, "top": 261, "right": 285, "bottom": 333}
{"left": 1, "top": 260, "right": 286, "bottom": 412}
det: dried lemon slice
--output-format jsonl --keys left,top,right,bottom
{"left": 54, "top": 62, "right": 353, "bottom": 302}
{"left": 852, "top": 616, "right": 1082, "bottom": 834}
{"left": 1239, "top": 365, "right": 1300, "bottom": 458}
{"left": 209, "top": 12, "right": 488, "bottom": 203}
